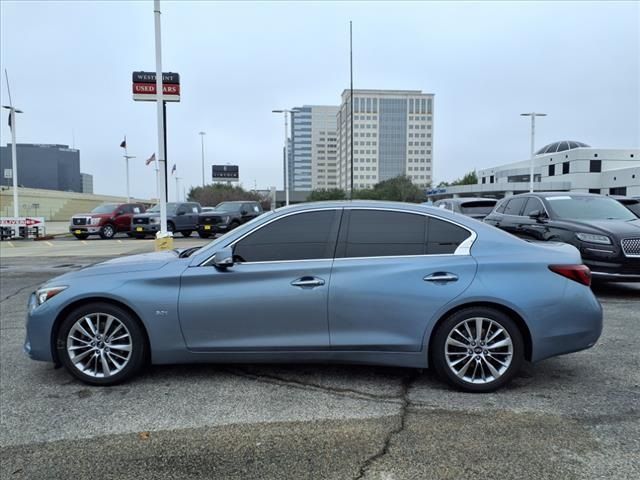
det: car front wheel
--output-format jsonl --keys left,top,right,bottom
{"left": 99, "top": 224, "right": 116, "bottom": 239}
{"left": 56, "top": 302, "right": 147, "bottom": 386}
{"left": 431, "top": 307, "right": 524, "bottom": 393}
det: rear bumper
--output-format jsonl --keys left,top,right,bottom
{"left": 583, "top": 258, "right": 640, "bottom": 283}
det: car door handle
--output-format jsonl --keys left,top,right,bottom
{"left": 291, "top": 276, "right": 325, "bottom": 288}
{"left": 423, "top": 272, "right": 459, "bottom": 283}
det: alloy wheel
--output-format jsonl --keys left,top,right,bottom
{"left": 444, "top": 317, "right": 513, "bottom": 384}
{"left": 66, "top": 313, "right": 132, "bottom": 378}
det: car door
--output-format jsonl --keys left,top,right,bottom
{"left": 517, "top": 197, "right": 550, "bottom": 240}
{"left": 114, "top": 205, "right": 131, "bottom": 232}
{"left": 498, "top": 197, "right": 527, "bottom": 236}
{"left": 178, "top": 208, "right": 342, "bottom": 350}
{"left": 174, "top": 204, "right": 189, "bottom": 230}
{"left": 328, "top": 208, "right": 477, "bottom": 352}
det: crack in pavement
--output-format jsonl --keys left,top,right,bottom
{"left": 226, "top": 367, "right": 405, "bottom": 405}
{"left": 353, "top": 371, "right": 419, "bottom": 480}
{"left": 0, "top": 282, "right": 41, "bottom": 304}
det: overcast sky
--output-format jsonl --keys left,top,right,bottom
{"left": 1, "top": 0, "right": 638, "bottom": 199}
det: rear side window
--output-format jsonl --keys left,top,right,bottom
{"left": 495, "top": 200, "right": 507, "bottom": 214}
{"left": 339, "top": 210, "right": 471, "bottom": 258}
{"left": 522, "top": 197, "right": 544, "bottom": 217}
{"left": 233, "top": 210, "right": 341, "bottom": 262}
{"left": 503, "top": 197, "right": 527, "bottom": 216}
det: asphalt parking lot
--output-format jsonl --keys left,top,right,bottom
{"left": 1, "top": 239, "right": 639, "bottom": 479}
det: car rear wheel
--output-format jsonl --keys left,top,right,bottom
{"left": 431, "top": 307, "right": 524, "bottom": 393}
{"left": 181, "top": 230, "right": 192, "bottom": 237}
{"left": 99, "top": 224, "right": 116, "bottom": 240}
{"left": 73, "top": 233, "right": 89, "bottom": 240}
{"left": 56, "top": 302, "right": 147, "bottom": 386}
{"left": 134, "top": 234, "right": 146, "bottom": 239}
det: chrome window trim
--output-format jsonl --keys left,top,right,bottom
{"left": 200, "top": 206, "right": 478, "bottom": 266}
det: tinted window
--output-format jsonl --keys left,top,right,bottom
{"left": 459, "top": 201, "right": 496, "bottom": 215}
{"left": 522, "top": 197, "right": 544, "bottom": 217}
{"left": 91, "top": 203, "right": 119, "bottom": 214}
{"left": 503, "top": 197, "right": 527, "bottom": 216}
{"left": 427, "top": 217, "right": 471, "bottom": 254}
{"left": 344, "top": 210, "right": 426, "bottom": 258}
{"left": 495, "top": 200, "right": 507, "bottom": 214}
{"left": 341, "top": 210, "right": 470, "bottom": 258}
{"left": 233, "top": 210, "right": 340, "bottom": 262}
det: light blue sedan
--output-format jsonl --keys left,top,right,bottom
{"left": 24, "top": 201, "right": 602, "bottom": 392}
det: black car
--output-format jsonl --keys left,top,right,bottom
{"left": 131, "top": 202, "right": 202, "bottom": 238}
{"left": 484, "top": 192, "right": 640, "bottom": 282}
{"left": 432, "top": 197, "right": 497, "bottom": 220}
{"left": 611, "top": 196, "right": 640, "bottom": 218}
{"left": 197, "top": 201, "right": 264, "bottom": 238}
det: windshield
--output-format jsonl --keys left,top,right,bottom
{"left": 147, "top": 203, "right": 179, "bottom": 215}
{"left": 546, "top": 196, "right": 637, "bottom": 221}
{"left": 91, "top": 203, "right": 120, "bottom": 214}
{"left": 621, "top": 201, "right": 640, "bottom": 217}
{"left": 460, "top": 201, "right": 496, "bottom": 215}
{"left": 215, "top": 203, "right": 242, "bottom": 213}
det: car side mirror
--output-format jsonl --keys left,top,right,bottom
{"left": 213, "top": 247, "right": 234, "bottom": 268}
{"left": 528, "top": 210, "right": 547, "bottom": 221}
{"left": 177, "top": 210, "right": 186, "bottom": 216}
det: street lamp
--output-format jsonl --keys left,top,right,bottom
{"left": 272, "top": 108, "right": 299, "bottom": 206}
{"left": 199, "top": 131, "right": 206, "bottom": 187}
{"left": 2, "top": 105, "right": 23, "bottom": 224}
{"left": 520, "top": 112, "right": 547, "bottom": 193}
{"left": 123, "top": 153, "right": 135, "bottom": 203}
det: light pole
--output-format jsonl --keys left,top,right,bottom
{"left": 174, "top": 176, "right": 181, "bottom": 201}
{"left": 520, "top": 112, "right": 547, "bottom": 193}
{"left": 123, "top": 152, "right": 135, "bottom": 203}
{"left": 272, "top": 109, "right": 298, "bottom": 206}
{"left": 2, "top": 105, "right": 22, "bottom": 225}
{"left": 153, "top": 0, "right": 168, "bottom": 236}
{"left": 199, "top": 131, "right": 206, "bottom": 187}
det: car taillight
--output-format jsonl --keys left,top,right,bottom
{"left": 548, "top": 265, "right": 591, "bottom": 287}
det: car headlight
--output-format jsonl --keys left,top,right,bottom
{"left": 90, "top": 217, "right": 101, "bottom": 225}
{"left": 575, "top": 232, "right": 611, "bottom": 245}
{"left": 35, "top": 286, "right": 67, "bottom": 306}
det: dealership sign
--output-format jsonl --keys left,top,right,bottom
{"left": 132, "top": 71, "right": 180, "bottom": 102}
{"left": 212, "top": 165, "right": 239, "bottom": 181}
{"left": 0, "top": 217, "right": 45, "bottom": 227}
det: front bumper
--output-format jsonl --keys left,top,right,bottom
{"left": 69, "top": 226, "right": 102, "bottom": 234}
{"left": 198, "top": 223, "right": 230, "bottom": 234}
{"left": 583, "top": 257, "right": 640, "bottom": 283}
{"left": 132, "top": 224, "right": 159, "bottom": 234}
{"left": 24, "top": 293, "right": 55, "bottom": 363}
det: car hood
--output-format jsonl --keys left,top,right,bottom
{"left": 46, "top": 251, "right": 178, "bottom": 283}
{"left": 72, "top": 213, "right": 111, "bottom": 218}
{"left": 133, "top": 212, "right": 161, "bottom": 219}
{"left": 561, "top": 218, "right": 640, "bottom": 237}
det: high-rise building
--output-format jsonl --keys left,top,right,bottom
{"left": 336, "top": 89, "right": 434, "bottom": 191}
{"left": 289, "top": 105, "right": 339, "bottom": 191}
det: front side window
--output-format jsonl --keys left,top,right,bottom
{"left": 522, "top": 197, "right": 545, "bottom": 217}
{"left": 503, "top": 197, "right": 527, "bottom": 216}
{"left": 339, "top": 210, "right": 470, "bottom": 258}
{"left": 233, "top": 210, "right": 341, "bottom": 262}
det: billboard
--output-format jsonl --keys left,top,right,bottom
{"left": 212, "top": 165, "right": 239, "bottom": 181}
{"left": 132, "top": 71, "right": 180, "bottom": 102}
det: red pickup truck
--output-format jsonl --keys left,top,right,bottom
{"left": 69, "top": 203, "right": 146, "bottom": 239}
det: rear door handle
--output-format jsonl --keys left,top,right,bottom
{"left": 423, "top": 272, "right": 459, "bottom": 283}
{"left": 291, "top": 276, "right": 325, "bottom": 288}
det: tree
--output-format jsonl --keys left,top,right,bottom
{"left": 449, "top": 170, "right": 478, "bottom": 186}
{"left": 187, "top": 184, "right": 270, "bottom": 209}
{"left": 306, "top": 188, "right": 347, "bottom": 202}
{"left": 354, "top": 175, "right": 426, "bottom": 203}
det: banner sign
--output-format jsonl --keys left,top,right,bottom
{"left": 0, "top": 217, "right": 45, "bottom": 227}
{"left": 132, "top": 71, "right": 180, "bottom": 102}
{"left": 212, "top": 165, "right": 239, "bottom": 181}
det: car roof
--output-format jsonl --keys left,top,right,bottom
{"left": 439, "top": 197, "right": 497, "bottom": 204}
{"left": 218, "top": 200, "right": 258, "bottom": 204}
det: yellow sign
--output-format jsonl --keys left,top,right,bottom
{"left": 74, "top": 230, "right": 81, "bottom": 234}
{"left": 136, "top": 227, "right": 143, "bottom": 232}
{"left": 204, "top": 225, "right": 211, "bottom": 230}
{"left": 154, "top": 236, "right": 173, "bottom": 251}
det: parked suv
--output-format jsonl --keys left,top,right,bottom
{"left": 484, "top": 192, "right": 640, "bottom": 282}
{"left": 433, "top": 197, "right": 497, "bottom": 220}
{"left": 70, "top": 203, "right": 145, "bottom": 240}
{"left": 197, "top": 201, "right": 263, "bottom": 238}
{"left": 131, "top": 202, "right": 201, "bottom": 238}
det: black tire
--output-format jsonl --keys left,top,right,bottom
{"left": 56, "top": 302, "right": 147, "bottom": 386}
{"left": 229, "top": 221, "right": 240, "bottom": 230}
{"left": 135, "top": 234, "right": 146, "bottom": 239}
{"left": 167, "top": 222, "right": 175, "bottom": 233}
{"left": 198, "top": 232, "right": 211, "bottom": 239}
{"left": 73, "top": 233, "right": 89, "bottom": 240}
{"left": 181, "top": 230, "right": 193, "bottom": 238}
{"left": 99, "top": 224, "right": 116, "bottom": 240}
{"left": 431, "top": 307, "right": 524, "bottom": 393}
{"left": 125, "top": 232, "right": 135, "bottom": 238}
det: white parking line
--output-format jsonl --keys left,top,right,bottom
{"left": 45, "top": 241, "right": 54, "bottom": 247}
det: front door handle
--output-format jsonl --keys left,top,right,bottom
{"left": 424, "top": 272, "right": 459, "bottom": 283}
{"left": 291, "top": 276, "right": 325, "bottom": 288}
